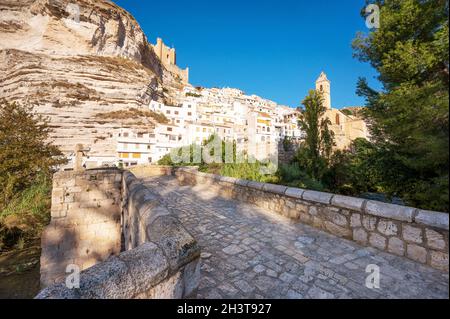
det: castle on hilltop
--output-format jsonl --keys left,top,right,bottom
{"left": 314, "top": 72, "right": 370, "bottom": 149}
{"left": 151, "top": 38, "right": 189, "bottom": 84}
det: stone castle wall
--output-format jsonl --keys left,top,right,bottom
{"left": 175, "top": 167, "right": 449, "bottom": 272}
{"left": 37, "top": 169, "right": 200, "bottom": 298}
{"left": 152, "top": 38, "right": 189, "bottom": 84}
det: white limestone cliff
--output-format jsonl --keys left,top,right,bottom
{"left": 0, "top": 0, "right": 183, "bottom": 156}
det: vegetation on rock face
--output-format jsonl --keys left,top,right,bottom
{"left": 95, "top": 107, "right": 169, "bottom": 124}
{"left": 0, "top": 101, "right": 65, "bottom": 249}
{"left": 352, "top": 0, "right": 449, "bottom": 212}
{"left": 185, "top": 92, "right": 202, "bottom": 98}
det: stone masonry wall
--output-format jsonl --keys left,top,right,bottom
{"left": 40, "top": 168, "right": 123, "bottom": 288}
{"left": 120, "top": 171, "right": 200, "bottom": 298}
{"left": 37, "top": 169, "right": 200, "bottom": 299}
{"left": 128, "top": 165, "right": 174, "bottom": 179}
{"left": 175, "top": 167, "right": 449, "bottom": 272}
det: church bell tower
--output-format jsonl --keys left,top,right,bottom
{"left": 315, "top": 71, "right": 331, "bottom": 110}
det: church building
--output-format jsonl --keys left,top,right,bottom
{"left": 315, "top": 72, "right": 370, "bottom": 150}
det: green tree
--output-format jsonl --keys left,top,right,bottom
{"left": 296, "top": 90, "right": 335, "bottom": 180}
{"left": 323, "top": 138, "right": 382, "bottom": 196}
{"left": 352, "top": 0, "right": 449, "bottom": 211}
{"left": 0, "top": 101, "right": 65, "bottom": 209}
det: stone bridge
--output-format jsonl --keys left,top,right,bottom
{"left": 37, "top": 166, "right": 449, "bottom": 299}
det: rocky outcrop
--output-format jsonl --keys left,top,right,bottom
{"left": 0, "top": 0, "right": 184, "bottom": 156}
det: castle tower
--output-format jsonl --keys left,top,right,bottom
{"left": 154, "top": 38, "right": 176, "bottom": 66}
{"left": 315, "top": 71, "right": 331, "bottom": 109}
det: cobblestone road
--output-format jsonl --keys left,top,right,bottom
{"left": 143, "top": 176, "right": 448, "bottom": 299}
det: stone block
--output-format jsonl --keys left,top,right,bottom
{"left": 312, "top": 217, "right": 324, "bottom": 229}
{"left": 429, "top": 251, "right": 449, "bottom": 272}
{"left": 117, "top": 242, "right": 169, "bottom": 296}
{"left": 35, "top": 283, "right": 80, "bottom": 299}
{"left": 299, "top": 213, "right": 312, "bottom": 225}
{"left": 365, "top": 201, "right": 415, "bottom": 222}
{"left": 353, "top": 228, "right": 368, "bottom": 245}
{"left": 235, "top": 179, "right": 249, "bottom": 187}
{"left": 144, "top": 271, "right": 184, "bottom": 299}
{"left": 402, "top": 225, "right": 423, "bottom": 244}
{"left": 285, "top": 187, "right": 305, "bottom": 199}
{"left": 387, "top": 237, "right": 405, "bottom": 256}
{"left": 50, "top": 203, "right": 67, "bottom": 218}
{"left": 323, "top": 221, "right": 351, "bottom": 238}
{"left": 286, "top": 200, "right": 295, "bottom": 209}
{"left": 377, "top": 219, "right": 399, "bottom": 236}
{"left": 146, "top": 216, "right": 200, "bottom": 271}
{"left": 415, "top": 210, "right": 449, "bottom": 230}
{"left": 309, "top": 206, "right": 318, "bottom": 216}
{"left": 331, "top": 195, "right": 365, "bottom": 212}
{"left": 406, "top": 244, "right": 427, "bottom": 264}
{"left": 362, "top": 215, "right": 377, "bottom": 231}
{"left": 302, "top": 190, "right": 333, "bottom": 205}
{"left": 323, "top": 208, "right": 348, "bottom": 227}
{"left": 289, "top": 208, "right": 301, "bottom": 220}
{"left": 262, "top": 183, "right": 288, "bottom": 195}
{"left": 424, "top": 229, "right": 446, "bottom": 250}
{"left": 218, "top": 175, "right": 237, "bottom": 184}
{"left": 350, "top": 213, "right": 361, "bottom": 228}
{"left": 247, "top": 181, "right": 265, "bottom": 190}
{"left": 369, "top": 233, "right": 386, "bottom": 250}
{"left": 183, "top": 258, "right": 201, "bottom": 297}
{"left": 74, "top": 255, "right": 135, "bottom": 299}
{"left": 295, "top": 203, "right": 309, "bottom": 214}
{"left": 41, "top": 226, "right": 66, "bottom": 246}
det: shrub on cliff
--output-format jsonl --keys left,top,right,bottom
{"left": 95, "top": 107, "right": 169, "bottom": 124}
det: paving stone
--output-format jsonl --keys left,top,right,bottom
{"left": 222, "top": 244, "right": 243, "bottom": 255}
{"left": 308, "top": 286, "right": 335, "bottom": 299}
{"left": 254, "top": 276, "right": 276, "bottom": 291}
{"left": 253, "top": 264, "right": 266, "bottom": 273}
{"left": 201, "top": 252, "right": 212, "bottom": 259}
{"left": 265, "top": 269, "right": 278, "bottom": 278}
{"left": 297, "top": 236, "right": 316, "bottom": 245}
{"left": 141, "top": 176, "right": 449, "bottom": 299}
{"left": 286, "top": 289, "right": 304, "bottom": 299}
{"left": 279, "top": 272, "right": 296, "bottom": 283}
{"left": 234, "top": 279, "right": 255, "bottom": 294}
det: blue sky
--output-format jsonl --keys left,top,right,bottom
{"left": 113, "top": 0, "right": 381, "bottom": 108}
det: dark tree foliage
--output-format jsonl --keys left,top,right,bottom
{"left": 352, "top": 0, "right": 449, "bottom": 211}
{"left": 0, "top": 101, "right": 65, "bottom": 209}
{"left": 296, "top": 90, "right": 335, "bottom": 181}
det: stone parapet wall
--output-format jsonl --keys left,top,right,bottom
{"left": 128, "top": 165, "right": 174, "bottom": 178}
{"left": 40, "top": 168, "right": 123, "bottom": 288}
{"left": 175, "top": 167, "right": 449, "bottom": 272}
{"left": 120, "top": 171, "right": 201, "bottom": 298}
{"left": 37, "top": 169, "right": 200, "bottom": 299}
